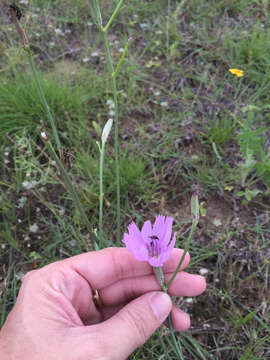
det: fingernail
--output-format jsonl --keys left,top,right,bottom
{"left": 150, "top": 292, "right": 172, "bottom": 322}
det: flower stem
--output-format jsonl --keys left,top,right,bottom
{"left": 100, "top": 27, "right": 121, "bottom": 245}
{"left": 153, "top": 266, "right": 166, "bottom": 292}
{"left": 113, "top": 37, "right": 130, "bottom": 78}
{"left": 168, "top": 314, "right": 184, "bottom": 359}
{"left": 154, "top": 266, "right": 184, "bottom": 359}
{"left": 99, "top": 143, "right": 105, "bottom": 246}
{"left": 103, "top": 0, "right": 125, "bottom": 32}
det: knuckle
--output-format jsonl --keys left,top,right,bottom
{"left": 22, "top": 269, "right": 38, "bottom": 283}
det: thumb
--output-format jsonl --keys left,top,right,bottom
{"left": 99, "top": 291, "right": 172, "bottom": 360}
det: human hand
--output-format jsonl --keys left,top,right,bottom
{"left": 0, "top": 247, "right": 206, "bottom": 360}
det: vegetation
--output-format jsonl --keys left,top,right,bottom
{"left": 0, "top": 0, "right": 270, "bottom": 358}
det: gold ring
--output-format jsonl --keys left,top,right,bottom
{"left": 92, "top": 289, "right": 103, "bottom": 308}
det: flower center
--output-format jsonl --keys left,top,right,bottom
{"left": 147, "top": 235, "right": 160, "bottom": 257}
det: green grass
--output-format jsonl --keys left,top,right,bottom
{"left": 1, "top": 0, "right": 270, "bottom": 359}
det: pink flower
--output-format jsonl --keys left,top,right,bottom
{"left": 123, "top": 215, "right": 176, "bottom": 267}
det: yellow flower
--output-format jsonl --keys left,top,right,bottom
{"left": 229, "top": 68, "right": 244, "bottom": 77}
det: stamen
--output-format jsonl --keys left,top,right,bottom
{"left": 148, "top": 235, "right": 160, "bottom": 257}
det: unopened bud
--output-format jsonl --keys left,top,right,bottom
{"left": 41, "top": 131, "right": 48, "bottom": 141}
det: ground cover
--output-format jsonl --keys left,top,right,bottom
{"left": 0, "top": 0, "right": 270, "bottom": 359}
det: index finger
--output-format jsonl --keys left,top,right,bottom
{"left": 64, "top": 247, "right": 190, "bottom": 289}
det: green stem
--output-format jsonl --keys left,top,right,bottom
{"left": 113, "top": 37, "right": 130, "bottom": 78}
{"left": 99, "top": 144, "right": 105, "bottom": 246}
{"left": 101, "top": 28, "right": 121, "bottom": 244}
{"left": 27, "top": 49, "right": 61, "bottom": 156}
{"left": 166, "top": 219, "right": 199, "bottom": 291}
{"left": 104, "top": 0, "right": 125, "bottom": 32}
{"left": 154, "top": 266, "right": 183, "bottom": 359}
{"left": 168, "top": 314, "right": 184, "bottom": 359}
{"left": 157, "top": 327, "right": 171, "bottom": 359}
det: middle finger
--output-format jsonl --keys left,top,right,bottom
{"left": 99, "top": 271, "right": 206, "bottom": 306}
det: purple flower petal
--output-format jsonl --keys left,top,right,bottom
{"left": 153, "top": 215, "right": 166, "bottom": 240}
{"left": 123, "top": 215, "right": 176, "bottom": 267}
{"left": 123, "top": 233, "right": 148, "bottom": 261}
{"left": 149, "top": 256, "right": 163, "bottom": 267}
{"left": 163, "top": 217, "right": 173, "bottom": 246}
{"left": 141, "top": 220, "right": 152, "bottom": 242}
{"left": 159, "top": 232, "right": 176, "bottom": 263}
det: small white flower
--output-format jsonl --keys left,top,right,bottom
{"left": 41, "top": 131, "right": 48, "bottom": 140}
{"left": 22, "top": 181, "right": 30, "bottom": 189}
{"left": 26, "top": 172, "right": 31, "bottom": 177}
{"left": 87, "top": 21, "right": 93, "bottom": 26}
{"left": 213, "top": 218, "right": 222, "bottom": 227}
{"left": 15, "top": 271, "right": 25, "bottom": 281}
{"left": 19, "top": 0, "right": 29, "bottom": 4}
{"left": 55, "top": 28, "right": 64, "bottom": 36}
{"left": 154, "top": 91, "right": 160, "bottom": 96}
{"left": 65, "top": 29, "right": 71, "bottom": 34}
{"left": 17, "top": 196, "right": 27, "bottom": 209}
{"left": 203, "top": 323, "right": 211, "bottom": 329}
{"left": 160, "top": 101, "right": 168, "bottom": 107}
{"left": 82, "top": 57, "right": 90, "bottom": 63}
{"left": 4, "top": 151, "right": 9, "bottom": 156}
{"left": 69, "top": 240, "right": 76, "bottom": 247}
{"left": 91, "top": 52, "right": 99, "bottom": 57}
{"left": 29, "top": 223, "right": 39, "bottom": 233}
{"left": 156, "top": 30, "right": 163, "bottom": 35}
{"left": 49, "top": 42, "right": 55, "bottom": 47}
{"left": 140, "top": 23, "right": 149, "bottom": 29}
{"left": 4, "top": 159, "right": 10, "bottom": 164}
{"left": 109, "top": 110, "right": 115, "bottom": 117}
{"left": 185, "top": 298, "right": 193, "bottom": 303}
{"left": 118, "top": 48, "right": 124, "bottom": 53}
{"left": 199, "top": 268, "right": 209, "bottom": 275}
{"left": 59, "top": 209, "right": 65, "bottom": 216}
{"left": 106, "top": 99, "right": 114, "bottom": 107}
{"left": 22, "top": 180, "right": 37, "bottom": 190}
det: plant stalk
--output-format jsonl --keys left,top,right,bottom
{"left": 154, "top": 266, "right": 184, "bottom": 359}
{"left": 104, "top": 0, "right": 125, "bottom": 32}
{"left": 99, "top": 143, "right": 105, "bottom": 245}
{"left": 101, "top": 28, "right": 121, "bottom": 244}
